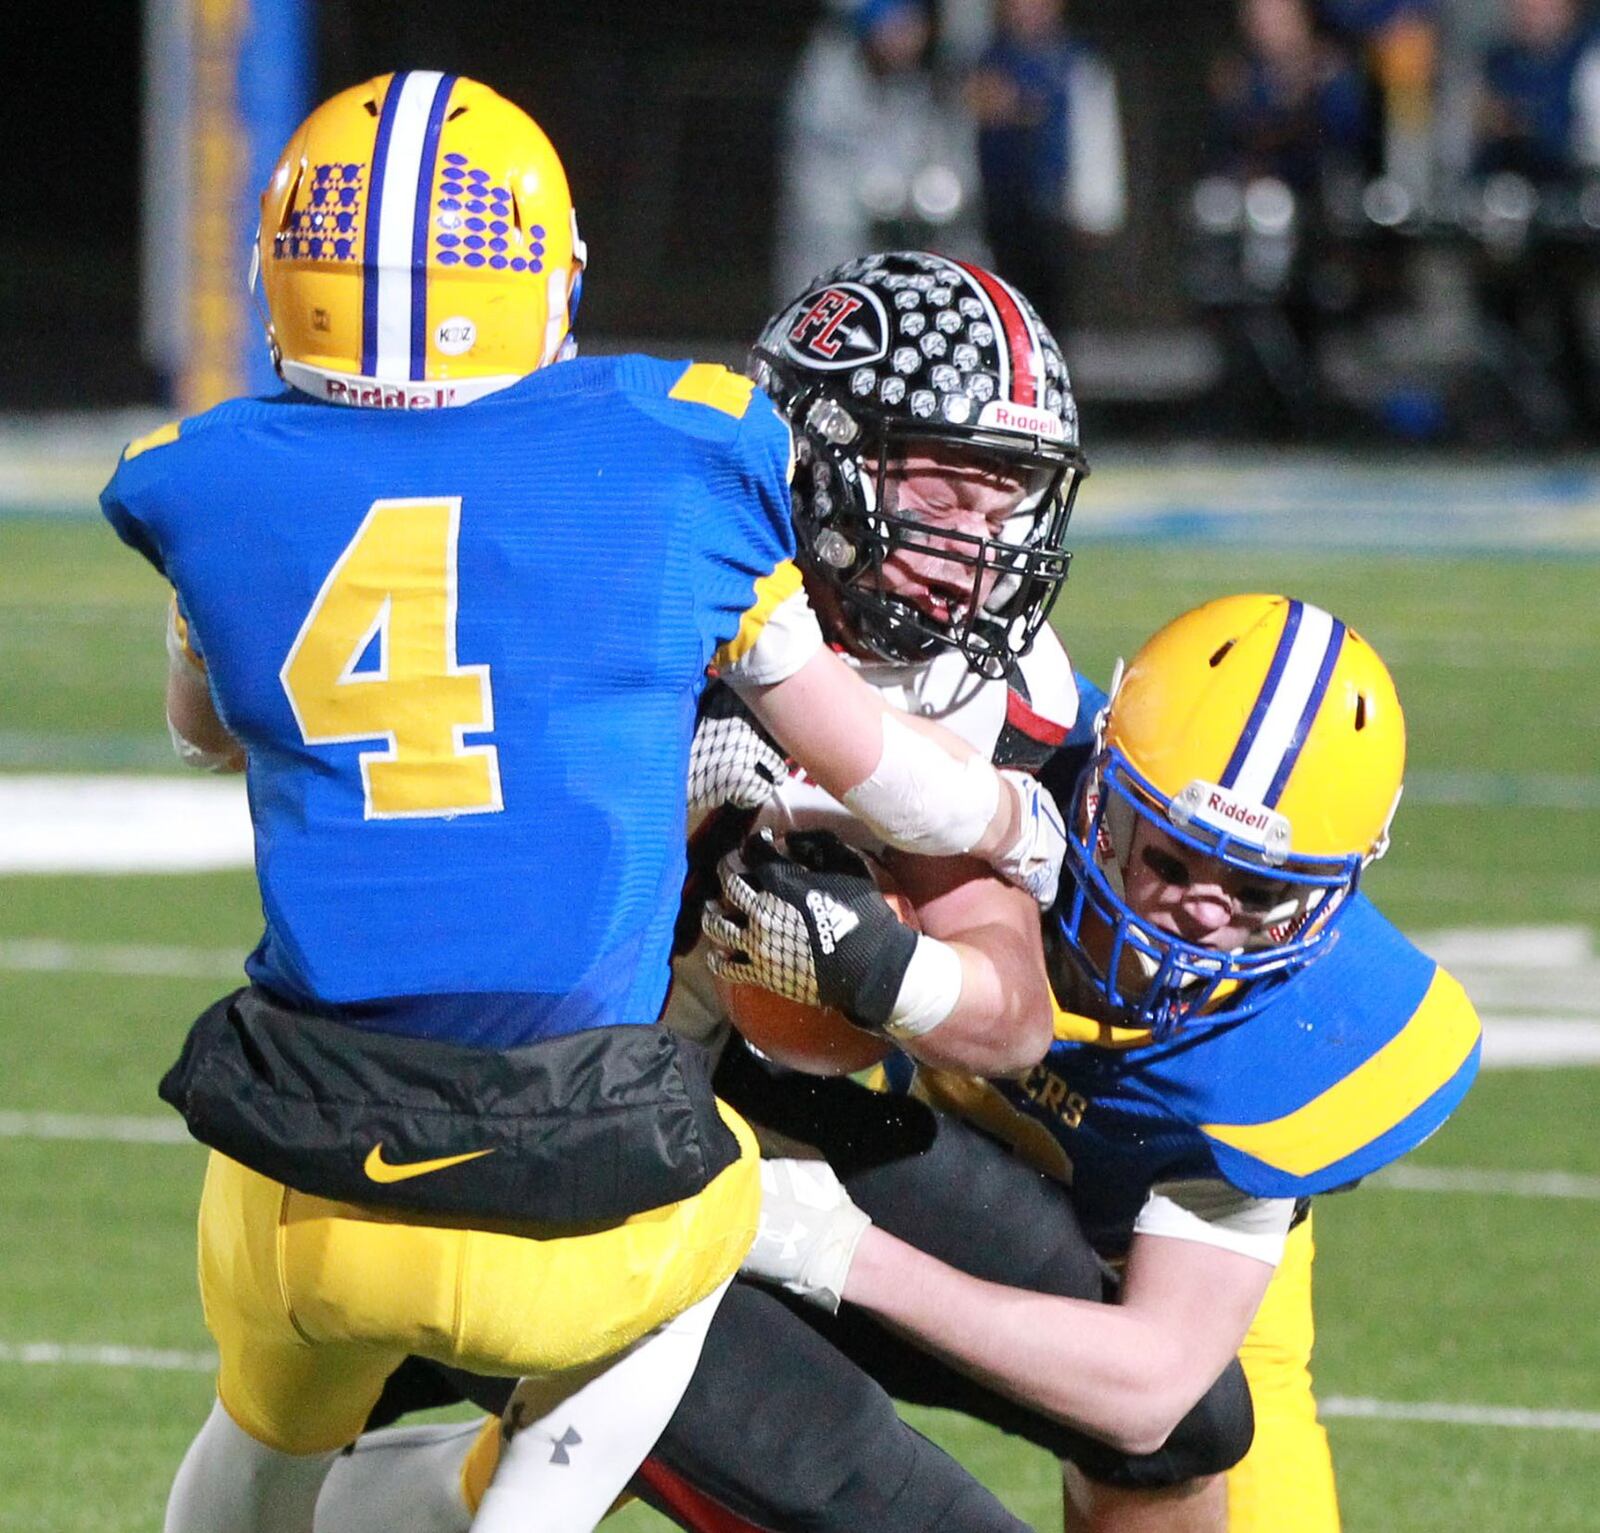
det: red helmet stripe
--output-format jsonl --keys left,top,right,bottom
{"left": 956, "top": 261, "right": 1039, "bottom": 406}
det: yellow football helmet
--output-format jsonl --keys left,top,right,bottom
{"left": 1058, "top": 594, "right": 1405, "bottom": 1035}
{"left": 255, "top": 71, "right": 585, "bottom": 407}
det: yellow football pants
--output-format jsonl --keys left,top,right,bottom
{"left": 1226, "top": 1213, "right": 1341, "bottom": 1533}
{"left": 195, "top": 1101, "right": 761, "bottom": 1455}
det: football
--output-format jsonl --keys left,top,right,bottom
{"left": 713, "top": 856, "right": 919, "bottom": 1077}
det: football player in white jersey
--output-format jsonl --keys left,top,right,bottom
{"left": 673, "top": 248, "right": 1092, "bottom": 1075}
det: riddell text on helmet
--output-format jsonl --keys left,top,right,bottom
{"left": 1206, "top": 792, "right": 1273, "bottom": 834}
{"left": 976, "top": 401, "right": 1064, "bottom": 438}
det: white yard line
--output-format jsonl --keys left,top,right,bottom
{"left": 0, "top": 775, "right": 254, "bottom": 873}
{"left": 0, "top": 765, "right": 1595, "bottom": 868}
{"left": 1479, "top": 1019, "right": 1600, "bottom": 1067}
{"left": 3, "top": 938, "right": 1598, "bottom": 1061}
{"left": 1371, "top": 1165, "right": 1600, "bottom": 1200}
{"left": 1405, "top": 770, "right": 1600, "bottom": 810}
{"left": 0, "top": 1341, "right": 214, "bottom": 1372}
{"left": 0, "top": 1111, "right": 193, "bottom": 1144}
{"left": 1320, "top": 1397, "right": 1600, "bottom": 1432}
{"left": 5, "top": 1106, "right": 1599, "bottom": 1203}
{"left": 0, "top": 938, "right": 243, "bottom": 979}
{"left": 1417, "top": 925, "right": 1593, "bottom": 968}
{"left": 1, "top": 1339, "right": 1594, "bottom": 1433}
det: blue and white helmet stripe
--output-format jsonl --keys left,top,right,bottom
{"left": 359, "top": 70, "right": 457, "bottom": 381}
{"left": 1218, "top": 601, "right": 1347, "bottom": 809}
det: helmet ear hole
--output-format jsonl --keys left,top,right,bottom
{"left": 1208, "top": 640, "right": 1234, "bottom": 668}
{"left": 1354, "top": 695, "right": 1368, "bottom": 731}
{"left": 361, "top": 96, "right": 379, "bottom": 117}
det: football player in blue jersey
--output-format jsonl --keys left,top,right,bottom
{"left": 307, "top": 246, "right": 1094, "bottom": 1533}
{"left": 100, "top": 77, "right": 1083, "bottom": 1533}
{"left": 716, "top": 594, "right": 1480, "bottom": 1533}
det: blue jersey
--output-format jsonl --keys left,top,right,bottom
{"left": 901, "top": 894, "right": 1481, "bottom": 1258}
{"left": 102, "top": 356, "right": 796, "bottom": 1047}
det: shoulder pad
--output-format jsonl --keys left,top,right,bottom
{"left": 669, "top": 363, "right": 759, "bottom": 420}
{"left": 1037, "top": 667, "right": 1107, "bottom": 809}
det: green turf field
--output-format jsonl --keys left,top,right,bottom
{"left": 2, "top": 512, "right": 1597, "bottom": 1531}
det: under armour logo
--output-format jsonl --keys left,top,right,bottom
{"left": 548, "top": 1425, "right": 583, "bottom": 1466}
{"left": 756, "top": 1209, "right": 810, "bottom": 1263}
{"left": 805, "top": 890, "right": 859, "bottom": 954}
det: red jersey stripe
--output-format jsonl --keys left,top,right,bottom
{"left": 1006, "top": 687, "right": 1071, "bottom": 748}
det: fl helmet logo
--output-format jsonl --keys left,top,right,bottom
{"left": 782, "top": 283, "right": 890, "bottom": 371}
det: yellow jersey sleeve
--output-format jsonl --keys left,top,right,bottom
{"left": 715, "top": 562, "right": 824, "bottom": 687}
{"left": 166, "top": 594, "right": 206, "bottom": 672}
{"left": 1201, "top": 966, "right": 1481, "bottom": 1179}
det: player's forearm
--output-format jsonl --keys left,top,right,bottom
{"left": 737, "top": 643, "right": 888, "bottom": 790}
{"left": 843, "top": 1229, "right": 1207, "bottom": 1455}
{"left": 889, "top": 858, "right": 1053, "bottom": 1073}
{"left": 898, "top": 927, "right": 1052, "bottom": 1075}
{"left": 741, "top": 647, "right": 1023, "bottom": 863}
{"left": 165, "top": 654, "right": 245, "bottom": 773}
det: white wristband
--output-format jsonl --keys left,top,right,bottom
{"left": 841, "top": 714, "right": 1000, "bottom": 857}
{"left": 883, "top": 934, "right": 963, "bottom": 1040}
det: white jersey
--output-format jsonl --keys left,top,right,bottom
{"left": 668, "top": 629, "right": 1079, "bottom": 1043}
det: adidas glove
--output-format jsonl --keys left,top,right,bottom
{"left": 702, "top": 829, "right": 919, "bottom": 1032}
{"left": 688, "top": 683, "right": 790, "bottom": 812}
{"left": 741, "top": 1156, "right": 871, "bottom": 1313}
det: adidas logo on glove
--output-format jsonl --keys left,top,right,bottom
{"left": 805, "top": 890, "right": 860, "bottom": 953}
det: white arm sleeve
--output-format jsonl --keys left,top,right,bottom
{"left": 1133, "top": 1180, "right": 1296, "bottom": 1268}
{"left": 840, "top": 712, "right": 1002, "bottom": 857}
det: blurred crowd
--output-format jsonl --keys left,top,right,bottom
{"left": 776, "top": 0, "right": 1600, "bottom": 443}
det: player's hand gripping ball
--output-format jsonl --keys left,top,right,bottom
{"left": 705, "top": 830, "right": 921, "bottom": 1076}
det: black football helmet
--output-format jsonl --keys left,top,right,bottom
{"left": 750, "top": 251, "right": 1087, "bottom": 680}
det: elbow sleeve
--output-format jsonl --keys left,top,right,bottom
{"left": 841, "top": 714, "right": 1000, "bottom": 857}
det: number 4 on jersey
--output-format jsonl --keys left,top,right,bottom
{"left": 280, "top": 497, "right": 502, "bottom": 819}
